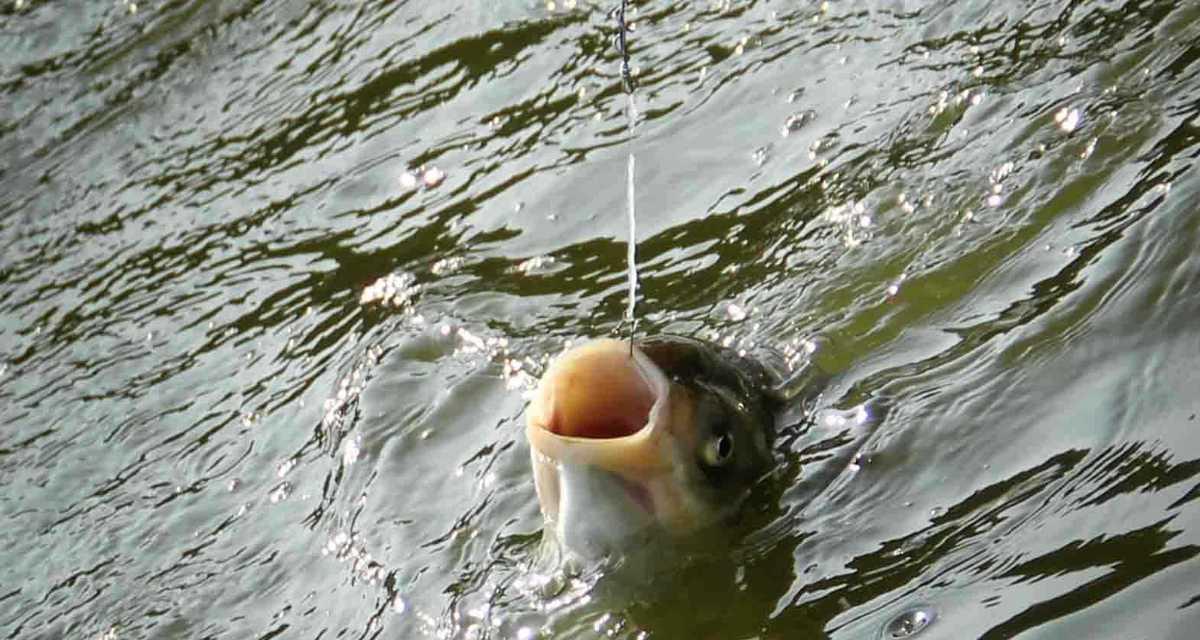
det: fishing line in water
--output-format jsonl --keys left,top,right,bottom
{"left": 615, "top": 0, "right": 639, "bottom": 354}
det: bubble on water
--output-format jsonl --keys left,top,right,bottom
{"left": 343, "top": 435, "right": 362, "bottom": 465}
{"left": 269, "top": 481, "right": 293, "bottom": 503}
{"left": 431, "top": 256, "right": 464, "bottom": 275}
{"left": 422, "top": 167, "right": 446, "bottom": 188}
{"left": 227, "top": 478, "right": 241, "bottom": 492}
{"left": 986, "top": 193, "right": 1005, "bottom": 208}
{"left": 503, "top": 357, "right": 539, "bottom": 392}
{"left": 516, "top": 255, "right": 558, "bottom": 275}
{"left": 726, "top": 302, "right": 748, "bottom": 322}
{"left": 752, "top": 145, "right": 770, "bottom": 166}
{"left": 399, "top": 171, "right": 420, "bottom": 191}
{"left": 93, "top": 624, "right": 121, "bottom": 640}
{"left": 880, "top": 606, "right": 937, "bottom": 638}
{"left": 823, "top": 412, "right": 847, "bottom": 428}
{"left": 781, "top": 110, "right": 817, "bottom": 136}
{"left": 854, "top": 405, "right": 870, "bottom": 424}
{"left": 360, "top": 272, "right": 420, "bottom": 309}
{"left": 1054, "top": 107, "right": 1081, "bottom": 133}
{"left": 392, "top": 593, "right": 408, "bottom": 614}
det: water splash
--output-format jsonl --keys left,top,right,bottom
{"left": 880, "top": 606, "right": 937, "bottom": 638}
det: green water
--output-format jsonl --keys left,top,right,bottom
{"left": 2, "top": 0, "right": 1199, "bottom": 638}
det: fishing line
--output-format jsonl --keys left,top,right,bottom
{"left": 615, "top": 0, "right": 638, "bottom": 356}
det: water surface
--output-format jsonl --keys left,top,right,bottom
{"left": 2, "top": 0, "right": 1199, "bottom": 638}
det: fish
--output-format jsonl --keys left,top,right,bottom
{"left": 525, "top": 336, "right": 784, "bottom": 560}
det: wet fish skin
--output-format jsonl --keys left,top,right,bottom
{"left": 526, "top": 335, "right": 782, "bottom": 560}
{"left": 637, "top": 336, "right": 779, "bottom": 507}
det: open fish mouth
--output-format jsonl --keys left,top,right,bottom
{"left": 526, "top": 339, "right": 673, "bottom": 474}
{"left": 525, "top": 339, "right": 688, "bottom": 554}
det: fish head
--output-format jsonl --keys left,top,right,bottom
{"left": 525, "top": 337, "right": 777, "bottom": 558}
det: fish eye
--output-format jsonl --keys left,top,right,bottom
{"left": 701, "top": 433, "right": 734, "bottom": 467}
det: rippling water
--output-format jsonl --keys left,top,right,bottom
{"left": 3, "top": 0, "right": 1199, "bottom": 638}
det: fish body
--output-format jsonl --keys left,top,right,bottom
{"left": 525, "top": 336, "right": 781, "bottom": 559}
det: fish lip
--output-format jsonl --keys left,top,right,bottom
{"left": 525, "top": 339, "right": 673, "bottom": 473}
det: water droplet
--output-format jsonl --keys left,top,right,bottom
{"left": 930, "top": 506, "right": 947, "bottom": 518}
{"left": 854, "top": 405, "right": 870, "bottom": 424}
{"left": 269, "top": 482, "right": 293, "bottom": 503}
{"left": 399, "top": 171, "right": 419, "bottom": 191}
{"left": 360, "top": 272, "right": 421, "bottom": 308}
{"left": 725, "top": 303, "right": 748, "bottom": 322}
{"left": 422, "top": 167, "right": 446, "bottom": 188}
{"left": 781, "top": 110, "right": 816, "bottom": 136}
{"left": 431, "top": 256, "right": 465, "bottom": 276}
{"left": 516, "top": 255, "right": 558, "bottom": 275}
{"left": 881, "top": 606, "right": 937, "bottom": 638}
{"left": 343, "top": 435, "right": 362, "bottom": 465}
{"left": 1054, "top": 107, "right": 1081, "bottom": 133}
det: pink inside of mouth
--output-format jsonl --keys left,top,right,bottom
{"left": 544, "top": 348, "right": 656, "bottom": 440}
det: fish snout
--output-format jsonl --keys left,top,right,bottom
{"left": 526, "top": 339, "right": 687, "bottom": 552}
